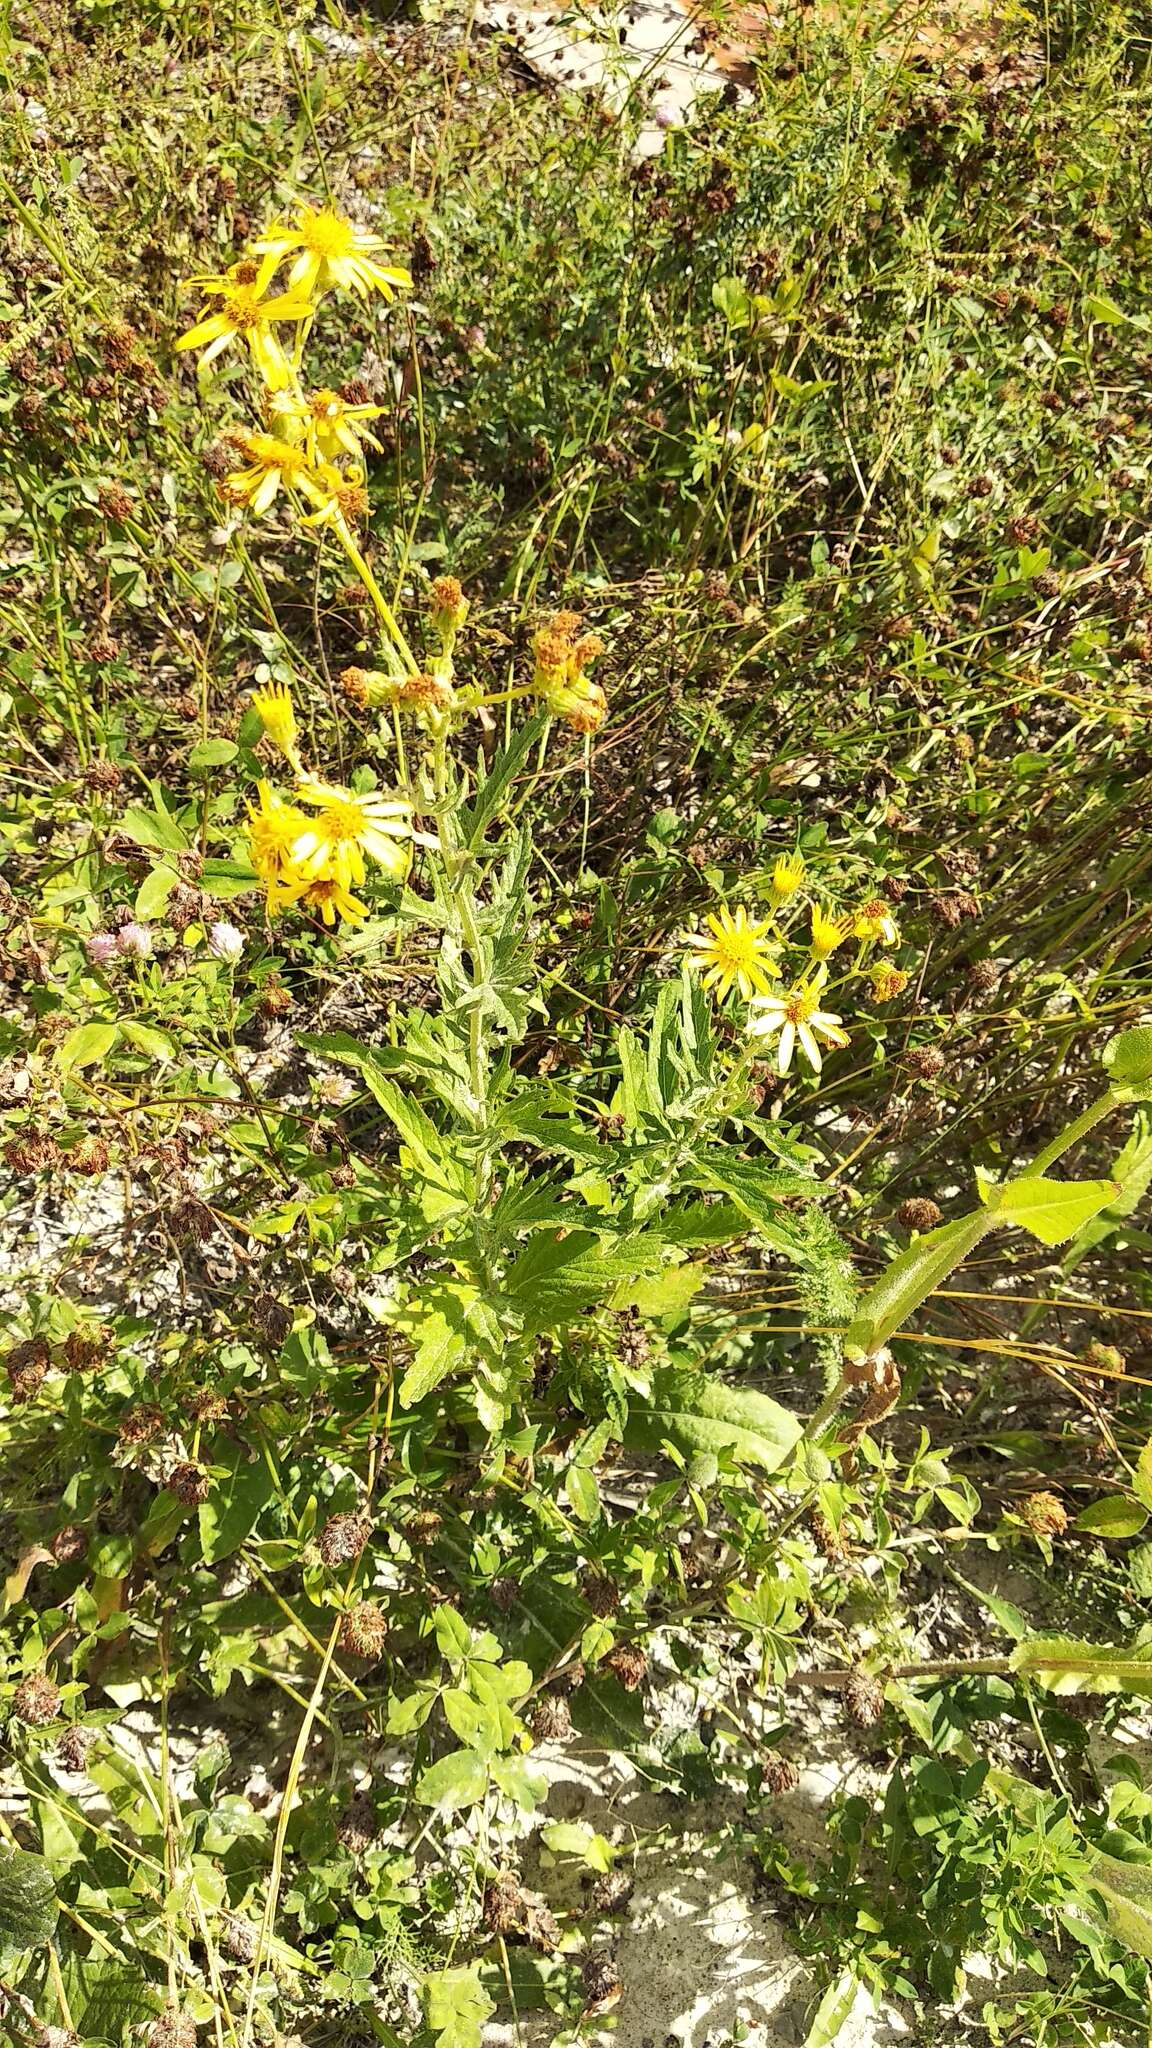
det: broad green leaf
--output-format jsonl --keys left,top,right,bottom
{"left": 134, "top": 865, "right": 177, "bottom": 920}
{"left": 423, "top": 1963, "right": 495, "bottom": 2048}
{"left": 198, "top": 1441, "right": 274, "bottom": 1564}
{"left": 1065, "top": 1111, "right": 1152, "bottom": 1263}
{"left": 119, "top": 798, "right": 190, "bottom": 853}
{"left": 416, "top": 1749, "right": 489, "bottom": 1812}
{"left": 540, "top": 1820, "right": 615, "bottom": 1871}
{"left": 660, "top": 1200, "right": 750, "bottom": 1247}
{"left": 1104, "top": 1026, "right": 1152, "bottom": 1086}
{"left": 442, "top": 1689, "right": 493, "bottom": 1751}
{"left": 1087, "top": 1854, "right": 1152, "bottom": 1962}
{"left": 625, "top": 1368, "right": 801, "bottom": 1473}
{"left": 188, "top": 737, "right": 239, "bottom": 774}
{"left": 804, "top": 1967, "right": 871, "bottom": 2047}
{"left": 617, "top": 1258, "right": 705, "bottom": 1320}
{"left": 61, "top": 1956, "right": 158, "bottom": 2034}
{"left": 122, "top": 1020, "right": 176, "bottom": 1063}
{"left": 1131, "top": 1545, "right": 1152, "bottom": 1599}
{"left": 398, "top": 1293, "right": 470, "bottom": 1408}
{"left": 994, "top": 1175, "right": 1119, "bottom": 1247}
{"left": 565, "top": 1464, "right": 600, "bottom": 1524}
{"left": 56, "top": 1019, "right": 120, "bottom": 1074}
{"left": 491, "top": 1754, "right": 549, "bottom": 1810}
{"left": 0, "top": 1851, "right": 57, "bottom": 1959}
{"left": 617, "top": 1023, "right": 655, "bottom": 1123}
{"left": 712, "top": 275, "right": 751, "bottom": 326}
{"left": 361, "top": 1070, "right": 469, "bottom": 1197}
{"left": 1083, "top": 292, "right": 1127, "bottom": 326}
{"left": 500, "top": 1105, "right": 607, "bottom": 1165}
{"left": 1011, "top": 1635, "right": 1152, "bottom": 1697}
{"left": 505, "top": 1229, "right": 666, "bottom": 1333}
{"left": 846, "top": 1210, "right": 990, "bottom": 1354}
{"left": 689, "top": 1148, "right": 820, "bottom": 1217}
{"left": 1072, "top": 1496, "right": 1147, "bottom": 1539}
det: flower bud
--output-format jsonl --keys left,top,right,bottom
{"left": 429, "top": 574, "right": 469, "bottom": 648}
{"left": 1019, "top": 1490, "right": 1067, "bottom": 1538}
{"left": 207, "top": 920, "right": 244, "bottom": 964}
{"left": 116, "top": 922, "right": 152, "bottom": 960}
{"left": 770, "top": 852, "right": 805, "bottom": 903}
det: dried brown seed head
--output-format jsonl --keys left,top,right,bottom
{"left": 1019, "top": 1490, "right": 1067, "bottom": 1538}
{"left": 167, "top": 1461, "right": 211, "bottom": 1507}
{"left": 842, "top": 1670, "right": 885, "bottom": 1728}
{"left": 338, "top": 1602, "right": 389, "bottom": 1660}
{"left": 12, "top": 1673, "right": 62, "bottom": 1726}
{"left": 319, "top": 1512, "right": 371, "bottom": 1567}
{"left": 761, "top": 1753, "right": 800, "bottom": 1794}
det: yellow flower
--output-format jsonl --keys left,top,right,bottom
{"left": 868, "top": 965, "right": 910, "bottom": 1003}
{"left": 221, "top": 431, "right": 312, "bottom": 517}
{"left": 747, "top": 974, "right": 849, "bottom": 1075}
{"left": 852, "top": 898, "right": 900, "bottom": 947}
{"left": 531, "top": 616, "right": 608, "bottom": 732}
{"left": 175, "top": 259, "right": 313, "bottom": 382}
{"left": 246, "top": 781, "right": 311, "bottom": 895}
{"left": 297, "top": 462, "right": 369, "bottom": 535}
{"left": 685, "top": 906, "right": 780, "bottom": 1002}
{"left": 290, "top": 778, "right": 433, "bottom": 891}
{"left": 274, "top": 872, "right": 370, "bottom": 926}
{"left": 254, "top": 206, "right": 412, "bottom": 302}
{"left": 809, "top": 904, "right": 848, "bottom": 960}
{"left": 250, "top": 681, "right": 303, "bottom": 773}
{"left": 770, "top": 852, "right": 805, "bottom": 904}
{"left": 274, "top": 387, "right": 387, "bottom": 464}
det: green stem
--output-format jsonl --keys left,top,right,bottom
{"left": 338, "top": 529, "right": 419, "bottom": 676}
{"left": 1027, "top": 1085, "right": 1117, "bottom": 1176}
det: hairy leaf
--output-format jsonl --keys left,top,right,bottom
{"left": 625, "top": 1368, "right": 801, "bottom": 1473}
{"left": 1011, "top": 1635, "right": 1152, "bottom": 1696}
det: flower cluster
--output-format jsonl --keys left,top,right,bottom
{"left": 685, "top": 857, "right": 908, "bottom": 1075}
{"left": 530, "top": 612, "right": 607, "bottom": 732}
{"left": 177, "top": 200, "right": 611, "bottom": 927}
{"left": 246, "top": 682, "right": 433, "bottom": 925}
{"left": 176, "top": 205, "right": 407, "bottom": 546}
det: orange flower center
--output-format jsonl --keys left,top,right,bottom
{"left": 223, "top": 285, "right": 265, "bottom": 330}
{"left": 784, "top": 990, "right": 819, "bottom": 1026}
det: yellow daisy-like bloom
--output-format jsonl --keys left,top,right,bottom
{"left": 809, "top": 904, "right": 848, "bottom": 960}
{"left": 274, "top": 387, "right": 387, "bottom": 465}
{"left": 254, "top": 206, "right": 412, "bottom": 302}
{"left": 852, "top": 898, "right": 900, "bottom": 947}
{"left": 250, "top": 681, "right": 303, "bottom": 772}
{"left": 868, "top": 965, "right": 910, "bottom": 1003}
{"left": 275, "top": 872, "right": 370, "bottom": 927}
{"left": 175, "top": 259, "right": 313, "bottom": 383}
{"left": 247, "top": 780, "right": 311, "bottom": 895}
{"left": 531, "top": 617, "right": 608, "bottom": 732}
{"left": 298, "top": 461, "right": 370, "bottom": 535}
{"left": 770, "top": 852, "right": 806, "bottom": 904}
{"left": 221, "top": 431, "right": 312, "bottom": 517}
{"left": 685, "top": 906, "right": 780, "bottom": 1002}
{"left": 747, "top": 975, "right": 849, "bottom": 1075}
{"left": 289, "top": 778, "right": 431, "bottom": 891}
